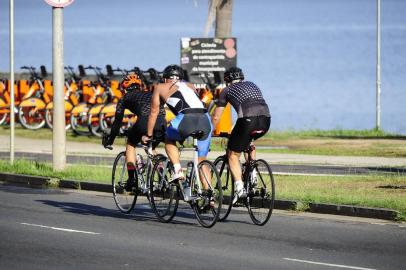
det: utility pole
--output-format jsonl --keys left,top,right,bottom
{"left": 9, "top": 0, "right": 15, "bottom": 164}
{"left": 45, "top": 0, "right": 74, "bottom": 171}
{"left": 52, "top": 6, "right": 66, "bottom": 171}
{"left": 376, "top": 0, "right": 381, "bottom": 130}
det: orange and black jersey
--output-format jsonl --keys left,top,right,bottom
{"left": 110, "top": 91, "right": 165, "bottom": 139}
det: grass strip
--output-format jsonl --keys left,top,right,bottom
{"left": 276, "top": 174, "right": 406, "bottom": 220}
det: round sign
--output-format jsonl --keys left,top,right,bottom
{"left": 44, "top": 0, "right": 74, "bottom": 8}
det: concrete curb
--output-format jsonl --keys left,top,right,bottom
{"left": 0, "top": 172, "right": 401, "bottom": 221}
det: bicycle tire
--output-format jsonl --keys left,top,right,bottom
{"left": 70, "top": 111, "right": 91, "bottom": 136}
{"left": 246, "top": 159, "right": 275, "bottom": 226}
{"left": 192, "top": 160, "right": 223, "bottom": 228}
{"left": 149, "top": 156, "right": 178, "bottom": 223}
{"left": 45, "top": 108, "right": 71, "bottom": 130}
{"left": 88, "top": 111, "right": 103, "bottom": 137}
{"left": 213, "top": 155, "right": 234, "bottom": 221}
{"left": 112, "top": 151, "right": 137, "bottom": 213}
{"left": 0, "top": 97, "right": 8, "bottom": 126}
{"left": 18, "top": 105, "right": 46, "bottom": 130}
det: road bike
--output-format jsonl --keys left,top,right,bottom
{"left": 213, "top": 132, "right": 275, "bottom": 225}
{"left": 110, "top": 140, "right": 166, "bottom": 214}
{"left": 148, "top": 131, "right": 223, "bottom": 228}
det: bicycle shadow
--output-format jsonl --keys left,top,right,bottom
{"left": 36, "top": 199, "right": 202, "bottom": 227}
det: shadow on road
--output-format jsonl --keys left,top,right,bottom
{"left": 36, "top": 199, "right": 202, "bottom": 227}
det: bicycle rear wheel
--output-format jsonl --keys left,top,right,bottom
{"left": 214, "top": 155, "right": 234, "bottom": 221}
{"left": 192, "top": 160, "right": 223, "bottom": 228}
{"left": 149, "top": 156, "right": 178, "bottom": 223}
{"left": 246, "top": 159, "right": 275, "bottom": 226}
{"left": 112, "top": 151, "right": 137, "bottom": 213}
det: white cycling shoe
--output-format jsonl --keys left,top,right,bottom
{"left": 232, "top": 187, "right": 247, "bottom": 205}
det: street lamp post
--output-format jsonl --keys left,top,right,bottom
{"left": 376, "top": 0, "right": 381, "bottom": 130}
{"left": 9, "top": 0, "right": 15, "bottom": 164}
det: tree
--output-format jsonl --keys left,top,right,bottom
{"left": 204, "top": 0, "right": 233, "bottom": 38}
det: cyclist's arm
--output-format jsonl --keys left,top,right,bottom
{"left": 211, "top": 105, "right": 225, "bottom": 129}
{"left": 109, "top": 97, "right": 125, "bottom": 143}
{"left": 211, "top": 87, "right": 228, "bottom": 128}
{"left": 146, "top": 85, "right": 161, "bottom": 137}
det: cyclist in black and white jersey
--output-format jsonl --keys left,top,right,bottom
{"left": 102, "top": 73, "right": 166, "bottom": 191}
{"left": 211, "top": 67, "right": 271, "bottom": 203}
{"left": 142, "top": 64, "right": 212, "bottom": 181}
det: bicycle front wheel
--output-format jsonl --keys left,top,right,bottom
{"left": 192, "top": 160, "right": 223, "bottom": 228}
{"left": 213, "top": 155, "right": 234, "bottom": 221}
{"left": 246, "top": 159, "right": 275, "bottom": 226}
{"left": 149, "top": 156, "right": 178, "bottom": 223}
{"left": 112, "top": 151, "right": 137, "bottom": 213}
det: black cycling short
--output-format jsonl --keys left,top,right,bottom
{"left": 228, "top": 115, "right": 271, "bottom": 153}
{"left": 127, "top": 116, "right": 166, "bottom": 148}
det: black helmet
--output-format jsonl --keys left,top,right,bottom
{"left": 224, "top": 67, "right": 244, "bottom": 84}
{"left": 163, "top": 64, "right": 184, "bottom": 80}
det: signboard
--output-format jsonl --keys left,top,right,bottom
{"left": 44, "top": 0, "right": 74, "bottom": 8}
{"left": 180, "top": 37, "right": 237, "bottom": 85}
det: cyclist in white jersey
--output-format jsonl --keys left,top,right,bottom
{"left": 142, "top": 65, "right": 212, "bottom": 181}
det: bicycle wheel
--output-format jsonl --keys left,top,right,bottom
{"left": 149, "top": 156, "right": 178, "bottom": 222}
{"left": 214, "top": 155, "right": 234, "bottom": 221}
{"left": 88, "top": 111, "right": 103, "bottom": 137}
{"left": 45, "top": 108, "right": 71, "bottom": 130}
{"left": 0, "top": 97, "right": 8, "bottom": 125}
{"left": 246, "top": 159, "right": 275, "bottom": 226}
{"left": 112, "top": 151, "right": 137, "bottom": 213}
{"left": 192, "top": 160, "right": 223, "bottom": 228}
{"left": 18, "top": 105, "right": 46, "bottom": 130}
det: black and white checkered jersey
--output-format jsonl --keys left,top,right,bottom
{"left": 216, "top": 81, "right": 270, "bottom": 118}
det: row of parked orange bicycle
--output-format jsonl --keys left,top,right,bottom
{"left": 0, "top": 65, "right": 217, "bottom": 137}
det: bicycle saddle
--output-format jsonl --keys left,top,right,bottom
{"left": 190, "top": 130, "right": 204, "bottom": 139}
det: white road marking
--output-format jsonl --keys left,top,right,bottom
{"left": 20, "top": 223, "right": 100, "bottom": 235}
{"left": 283, "top": 258, "right": 377, "bottom": 270}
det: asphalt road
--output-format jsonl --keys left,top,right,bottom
{"left": 0, "top": 183, "right": 405, "bottom": 270}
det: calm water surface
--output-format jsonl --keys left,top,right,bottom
{"left": 0, "top": 0, "right": 405, "bottom": 133}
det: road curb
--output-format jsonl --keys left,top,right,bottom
{"left": 308, "top": 203, "right": 399, "bottom": 221}
{"left": 0, "top": 172, "right": 401, "bottom": 221}
{"left": 0, "top": 172, "right": 50, "bottom": 187}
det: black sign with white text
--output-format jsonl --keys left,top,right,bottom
{"left": 180, "top": 37, "right": 237, "bottom": 85}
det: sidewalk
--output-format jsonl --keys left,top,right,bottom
{"left": 1, "top": 134, "right": 406, "bottom": 167}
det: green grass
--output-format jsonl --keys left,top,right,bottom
{"left": 276, "top": 174, "right": 406, "bottom": 220}
{"left": 1, "top": 158, "right": 405, "bottom": 220}
{"left": 267, "top": 128, "right": 406, "bottom": 139}
{"left": 0, "top": 159, "right": 111, "bottom": 182}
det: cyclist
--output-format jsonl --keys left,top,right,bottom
{"left": 211, "top": 67, "right": 271, "bottom": 204}
{"left": 102, "top": 73, "right": 166, "bottom": 191}
{"left": 141, "top": 64, "right": 212, "bottom": 182}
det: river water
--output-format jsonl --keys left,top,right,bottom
{"left": 0, "top": 0, "right": 405, "bottom": 133}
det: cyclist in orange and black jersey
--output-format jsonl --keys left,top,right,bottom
{"left": 102, "top": 73, "right": 166, "bottom": 191}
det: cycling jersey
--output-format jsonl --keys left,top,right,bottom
{"left": 164, "top": 81, "right": 212, "bottom": 157}
{"left": 216, "top": 81, "right": 270, "bottom": 118}
{"left": 165, "top": 81, "right": 204, "bottom": 115}
{"left": 110, "top": 91, "right": 166, "bottom": 143}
